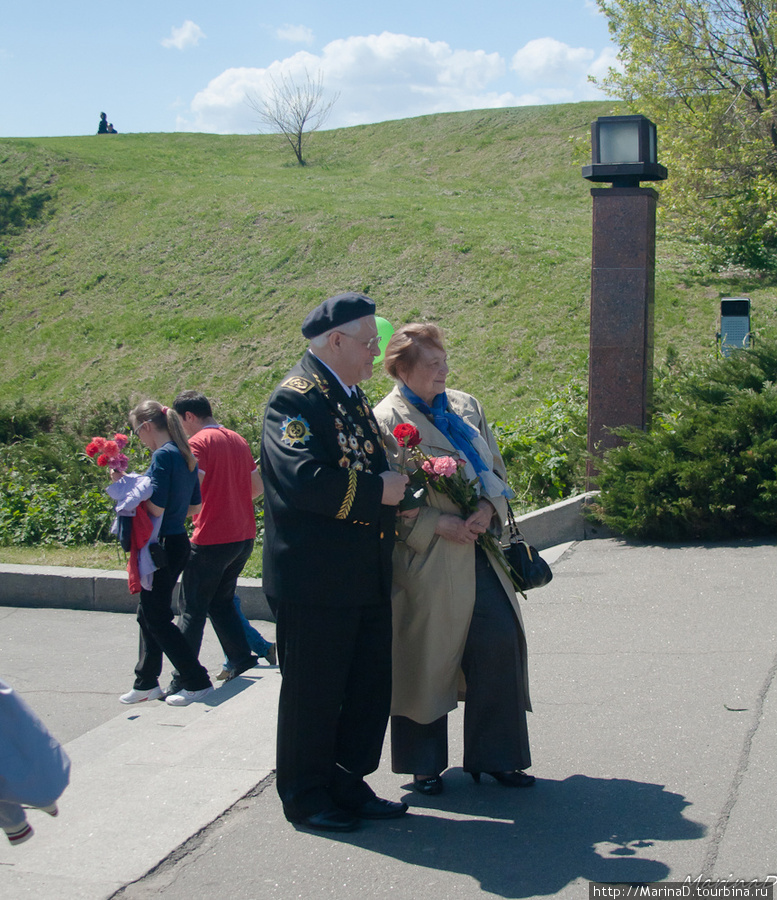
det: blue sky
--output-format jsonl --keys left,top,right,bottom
{"left": 1, "top": 1, "right": 618, "bottom": 137}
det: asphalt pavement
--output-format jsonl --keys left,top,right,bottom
{"left": 0, "top": 536, "right": 775, "bottom": 900}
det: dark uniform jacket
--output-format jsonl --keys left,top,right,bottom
{"left": 261, "top": 352, "right": 395, "bottom": 607}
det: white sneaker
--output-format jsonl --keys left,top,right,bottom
{"left": 120, "top": 686, "right": 164, "bottom": 704}
{"left": 4, "top": 821, "right": 33, "bottom": 846}
{"left": 165, "top": 686, "right": 213, "bottom": 707}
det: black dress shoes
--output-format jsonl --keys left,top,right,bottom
{"left": 290, "top": 808, "right": 360, "bottom": 832}
{"left": 413, "top": 775, "right": 444, "bottom": 795}
{"left": 349, "top": 797, "right": 408, "bottom": 819}
{"left": 470, "top": 770, "right": 536, "bottom": 788}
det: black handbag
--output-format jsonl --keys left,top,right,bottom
{"left": 504, "top": 504, "right": 553, "bottom": 592}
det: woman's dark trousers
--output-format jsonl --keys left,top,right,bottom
{"left": 392, "top": 546, "right": 531, "bottom": 775}
{"left": 133, "top": 532, "right": 211, "bottom": 692}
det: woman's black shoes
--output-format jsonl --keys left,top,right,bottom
{"left": 413, "top": 774, "right": 444, "bottom": 795}
{"left": 411, "top": 771, "right": 533, "bottom": 793}
{"left": 470, "top": 770, "right": 536, "bottom": 788}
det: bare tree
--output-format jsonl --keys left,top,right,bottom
{"left": 246, "top": 70, "right": 339, "bottom": 166}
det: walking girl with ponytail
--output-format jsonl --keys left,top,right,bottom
{"left": 120, "top": 401, "right": 213, "bottom": 707}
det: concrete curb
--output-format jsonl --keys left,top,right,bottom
{"left": 515, "top": 490, "right": 610, "bottom": 549}
{"left": 0, "top": 493, "right": 602, "bottom": 620}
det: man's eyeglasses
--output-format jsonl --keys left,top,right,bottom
{"left": 337, "top": 332, "right": 381, "bottom": 351}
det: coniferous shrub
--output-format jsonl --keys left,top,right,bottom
{"left": 588, "top": 342, "right": 777, "bottom": 541}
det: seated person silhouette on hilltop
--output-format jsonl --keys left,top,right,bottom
{"left": 97, "top": 113, "right": 118, "bottom": 134}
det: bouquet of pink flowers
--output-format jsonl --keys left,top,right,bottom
{"left": 419, "top": 455, "right": 478, "bottom": 513}
{"left": 84, "top": 434, "right": 130, "bottom": 474}
{"left": 393, "top": 422, "right": 524, "bottom": 594}
{"left": 394, "top": 423, "right": 478, "bottom": 513}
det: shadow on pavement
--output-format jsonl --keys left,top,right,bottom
{"left": 325, "top": 772, "right": 707, "bottom": 897}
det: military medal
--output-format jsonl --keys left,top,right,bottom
{"left": 280, "top": 415, "right": 312, "bottom": 447}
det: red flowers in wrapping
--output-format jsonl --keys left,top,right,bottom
{"left": 84, "top": 433, "right": 130, "bottom": 472}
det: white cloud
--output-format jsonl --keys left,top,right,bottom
{"left": 161, "top": 20, "right": 206, "bottom": 51}
{"left": 277, "top": 24, "right": 314, "bottom": 45}
{"left": 177, "top": 31, "right": 614, "bottom": 134}
{"left": 181, "top": 32, "right": 515, "bottom": 133}
{"left": 509, "top": 37, "right": 615, "bottom": 104}
{"left": 511, "top": 38, "right": 593, "bottom": 84}
{"left": 586, "top": 45, "right": 622, "bottom": 83}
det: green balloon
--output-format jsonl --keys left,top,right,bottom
{"left": 375, "top": 316, "right": 394, "bottom": 364}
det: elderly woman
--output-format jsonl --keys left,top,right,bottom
{"left": 373, "top": 323, "right": 533, "bottom": 795}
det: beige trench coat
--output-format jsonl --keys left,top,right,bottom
{"left": 373, "top": 386, "right": 531, "bottom": 725}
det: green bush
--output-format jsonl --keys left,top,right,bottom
{"left": 492, "top": 379, "right": 588, "bottom": 512}
{"left": 0, "top": 384, "right": 589, "bottom": 549}
{"left": 0, "top": 409, "right": 144, "bottom": 546}
{"left": 0, "top": 466, "right": 115, "bottom": 545}
{"left": 0, "top": 176, "right": 52, "bottom": 260}
{"left": 588, "top": 343, "right": 777, "bottom": 541}
{"left": 0, "top": 398, "right": 265, "bottom": 548}
{"left": 0, "top": 400, "right": 58, "bottom": 443}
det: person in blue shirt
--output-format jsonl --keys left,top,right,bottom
{"left": 119, "top": 400, "right": 213, "bottom": 707}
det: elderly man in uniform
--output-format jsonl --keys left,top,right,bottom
{"left": 261, "top": 292, "right": 409, "bottom": 832}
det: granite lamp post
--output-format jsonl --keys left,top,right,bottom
{"left": 582, "top": 114, "right": 667, "bottom": 478}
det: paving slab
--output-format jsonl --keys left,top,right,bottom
{"left": 0, "top": 660, "right": 280, "bottom": 898}
{"left": 112, "top": 538, "right": 777, "bottom": 900}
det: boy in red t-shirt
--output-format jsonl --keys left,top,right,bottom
{"left": 166, "top": 391, "right": 275, "bottom": 695}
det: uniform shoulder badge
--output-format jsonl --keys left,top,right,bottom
{"left": 282, "top": 376, "right": 314, "bottom": 394}
{"left": 313, "top": 373, "right": 330, "bottom": 395}
{"left": 281, "top": 415, "right": 312, "bottom": 447}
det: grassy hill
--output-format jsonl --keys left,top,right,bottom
{"left": 1, "top": 101, "right": 775, "bottom": 424}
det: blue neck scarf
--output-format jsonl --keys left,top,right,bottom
{"left": 400, "top": 384, "right": 490, "bottom": 485}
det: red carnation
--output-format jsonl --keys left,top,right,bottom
{"left": 85, "top": 441, "right": 100, "bottom": 458}
{"left": 91, "top": 436, "right": 107, "bottom": 450}
{"left": 393, "top": 423, "right": 421, "bottom": 448}
{"left": 96, "top": 453, "right": 111, "bottom": 467}
{"left": 103, "top": 440, "right": 119, "bottom": 458}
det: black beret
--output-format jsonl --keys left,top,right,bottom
{"left": 301, "top": 292, "right": 376, "bottom": 339}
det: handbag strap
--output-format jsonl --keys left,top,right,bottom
{"left": 505, "top": 502, "right": 523, "bottom": 541}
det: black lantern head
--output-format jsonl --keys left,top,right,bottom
{"left": 582, "top": 114, "right": 667, "bottom": 187}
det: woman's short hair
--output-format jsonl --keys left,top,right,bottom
{"left": 384, "top": 323, "right": 445, "bottom": 379}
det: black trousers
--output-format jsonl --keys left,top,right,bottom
{"left": 133, "top": 533, "right": 212, "bottom": 692}
{"left": 391, "top": 546, "right": 531, "bottom": 775}
{"left": 269, "top": 598, "right": 392, "bottom": 821}
{"left": 175, "top": 538, "right": 256, "bottom": 669}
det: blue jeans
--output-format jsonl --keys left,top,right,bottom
{"left": 223, "top": 595, "right": 272, "bottom": 670}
